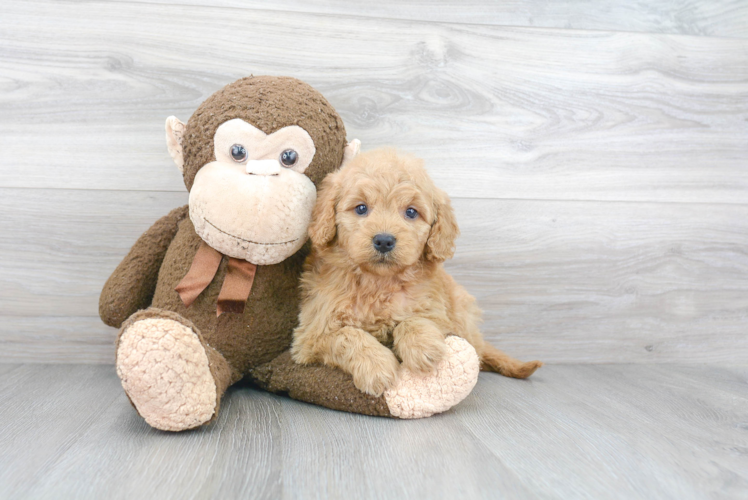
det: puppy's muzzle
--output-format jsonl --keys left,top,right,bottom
{"left": 372, "top": 233, "right": 396, "bottom": 254}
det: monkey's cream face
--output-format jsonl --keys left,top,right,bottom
{"left": 189, "top": 119, "right": 317, "bottom": 265}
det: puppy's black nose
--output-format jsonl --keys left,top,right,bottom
{"left": 372, "top": 233, "right": 396, "bottom": 254}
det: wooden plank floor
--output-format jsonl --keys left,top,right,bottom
{"left": 3, "top": 189, "right": 747, "bottom": 364}
{"left": 1, "top": 1, "right": 748, "bottom": 364}
{"left": 0, "top": 363, "right": 746, "bottom": 499}
{"left": 145, "top": 0, "right": 748, "bottom": 38}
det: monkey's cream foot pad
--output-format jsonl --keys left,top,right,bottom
{"left": 116, "top": 318, "right": 217, "bottom": 431}
{"left": 385, "top": 336, "right": 480, "bottom": 419}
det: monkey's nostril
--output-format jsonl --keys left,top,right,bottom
{"left": 372, "top": 233, "right": 396, "bottom": 254}
{"left": 245, "top": 159, "right": 281, "bottom": 176}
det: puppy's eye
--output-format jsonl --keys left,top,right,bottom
{"left": 280, "top": 149, "right": 298, "bottom": 167}
{"left": 230, "top": 144, "right": 247, "bottom": 162}
{"left": 405, "top": 207, "right": 418, "bottom": 219}
{"left": 355, "top": 204, "right": 368, "bottom": 216}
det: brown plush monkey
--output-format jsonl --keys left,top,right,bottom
{"left": 99, "top": 76, "right": 480, "bottom": 431}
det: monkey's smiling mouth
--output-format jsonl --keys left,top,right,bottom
{"left": 205, "top": 219, "right": 300, "bottom": 246}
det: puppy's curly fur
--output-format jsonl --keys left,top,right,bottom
{"left": 291, "top": 148, "right": 542, "bottom": 396}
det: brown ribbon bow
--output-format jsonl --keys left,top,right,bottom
{"left": 175, "top": 241, "right": 257, "bottom": 316}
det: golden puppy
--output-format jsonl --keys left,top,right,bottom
{"left": 291, "top": 148, "right": 542, "bottom": 396}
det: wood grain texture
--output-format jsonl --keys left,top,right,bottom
{"left": 0, "top": 365, "right": 123, "bottom": 496}
{"left": 2, "top": 3, "right": 746, "bottom": 494}
{"left": 1, "top": 2, "right": 747, "bottom": 203}
{"left": 0, "top": 316, "right": 116, "bottom": 364}
{"left": 455, "top": 198, "right": 748, "bottom": 363}
{"left": 2, "top": 187, "right": 747, "bottom": 364}
{"left": 457, "top": 364, "right": 748, "bottom": 499}
{"left": 1, "top": 1, "right": 747, "bottom": 364}
{"left": 1, "top": 363, "right": 746, "bottom": 499}
{"left": 137, "top": 0, "right": 748, "bottom": 38}
{"left": 278, "top": 397, "right": 531, "bottom": 498}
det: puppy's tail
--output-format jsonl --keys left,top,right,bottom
{"left": 480, "top": 343, "right": 543, "bottom": 379}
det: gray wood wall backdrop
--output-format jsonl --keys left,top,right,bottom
{"left": 1, "top": 0, "right": 747, "bottom": 364}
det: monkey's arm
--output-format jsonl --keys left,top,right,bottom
{"left": 99, "top": 205, "right": 189, "bottom": 328}
{"left": 250, "top": 351, "right": 394, "bottom": 417}
{"left": 251, "top": 335, "right": 481, "bottom": 419}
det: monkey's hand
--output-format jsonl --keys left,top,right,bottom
{"left": 99, "top": 205, "right": 188, "bottom": 328}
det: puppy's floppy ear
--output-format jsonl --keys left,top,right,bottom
{"left": 424, "top": 188, "right": 460, "bottom": 262}
{"left": 309, "top": 171, "right": 341, "bottom": 248}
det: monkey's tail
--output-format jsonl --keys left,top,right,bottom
{"left": 479, "top": 343, "right": 543, "bottom": 379}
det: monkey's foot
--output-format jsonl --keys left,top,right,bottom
{"left": 384, "top": 336, "right": 480, "bottom": 419}
{"left": 117, "top": 316, "right": 217, "bottom": 431}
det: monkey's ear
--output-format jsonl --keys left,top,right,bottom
{"left": 424, "top": 188, "right": 460, "bottom": 263}
{"left": 341, "top": 139, "right": 361, "bottom": 168}
{"left": 165, "top": 116, "right": 186, "bottom": 173}
{"left": 308, "top": 171, "right": 341, "bottom": 248}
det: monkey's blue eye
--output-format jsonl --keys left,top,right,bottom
{"left": 405, "top": 207, "right": 418, "bottom": 219}
{"left": 355, "top": 204, "right": 368, "bottom": 215}
{"left": 231, "top": 144, "right": 247, "bottom": 162}
{"left": 280, "top": 149, "right": 298, "bottom": 167}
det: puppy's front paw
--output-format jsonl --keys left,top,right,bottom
{"left": 395, "top": 327, "right": 448, "bottom": 375}
{"left": 351, "top": 349, "right": 400, "bottom": 397}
